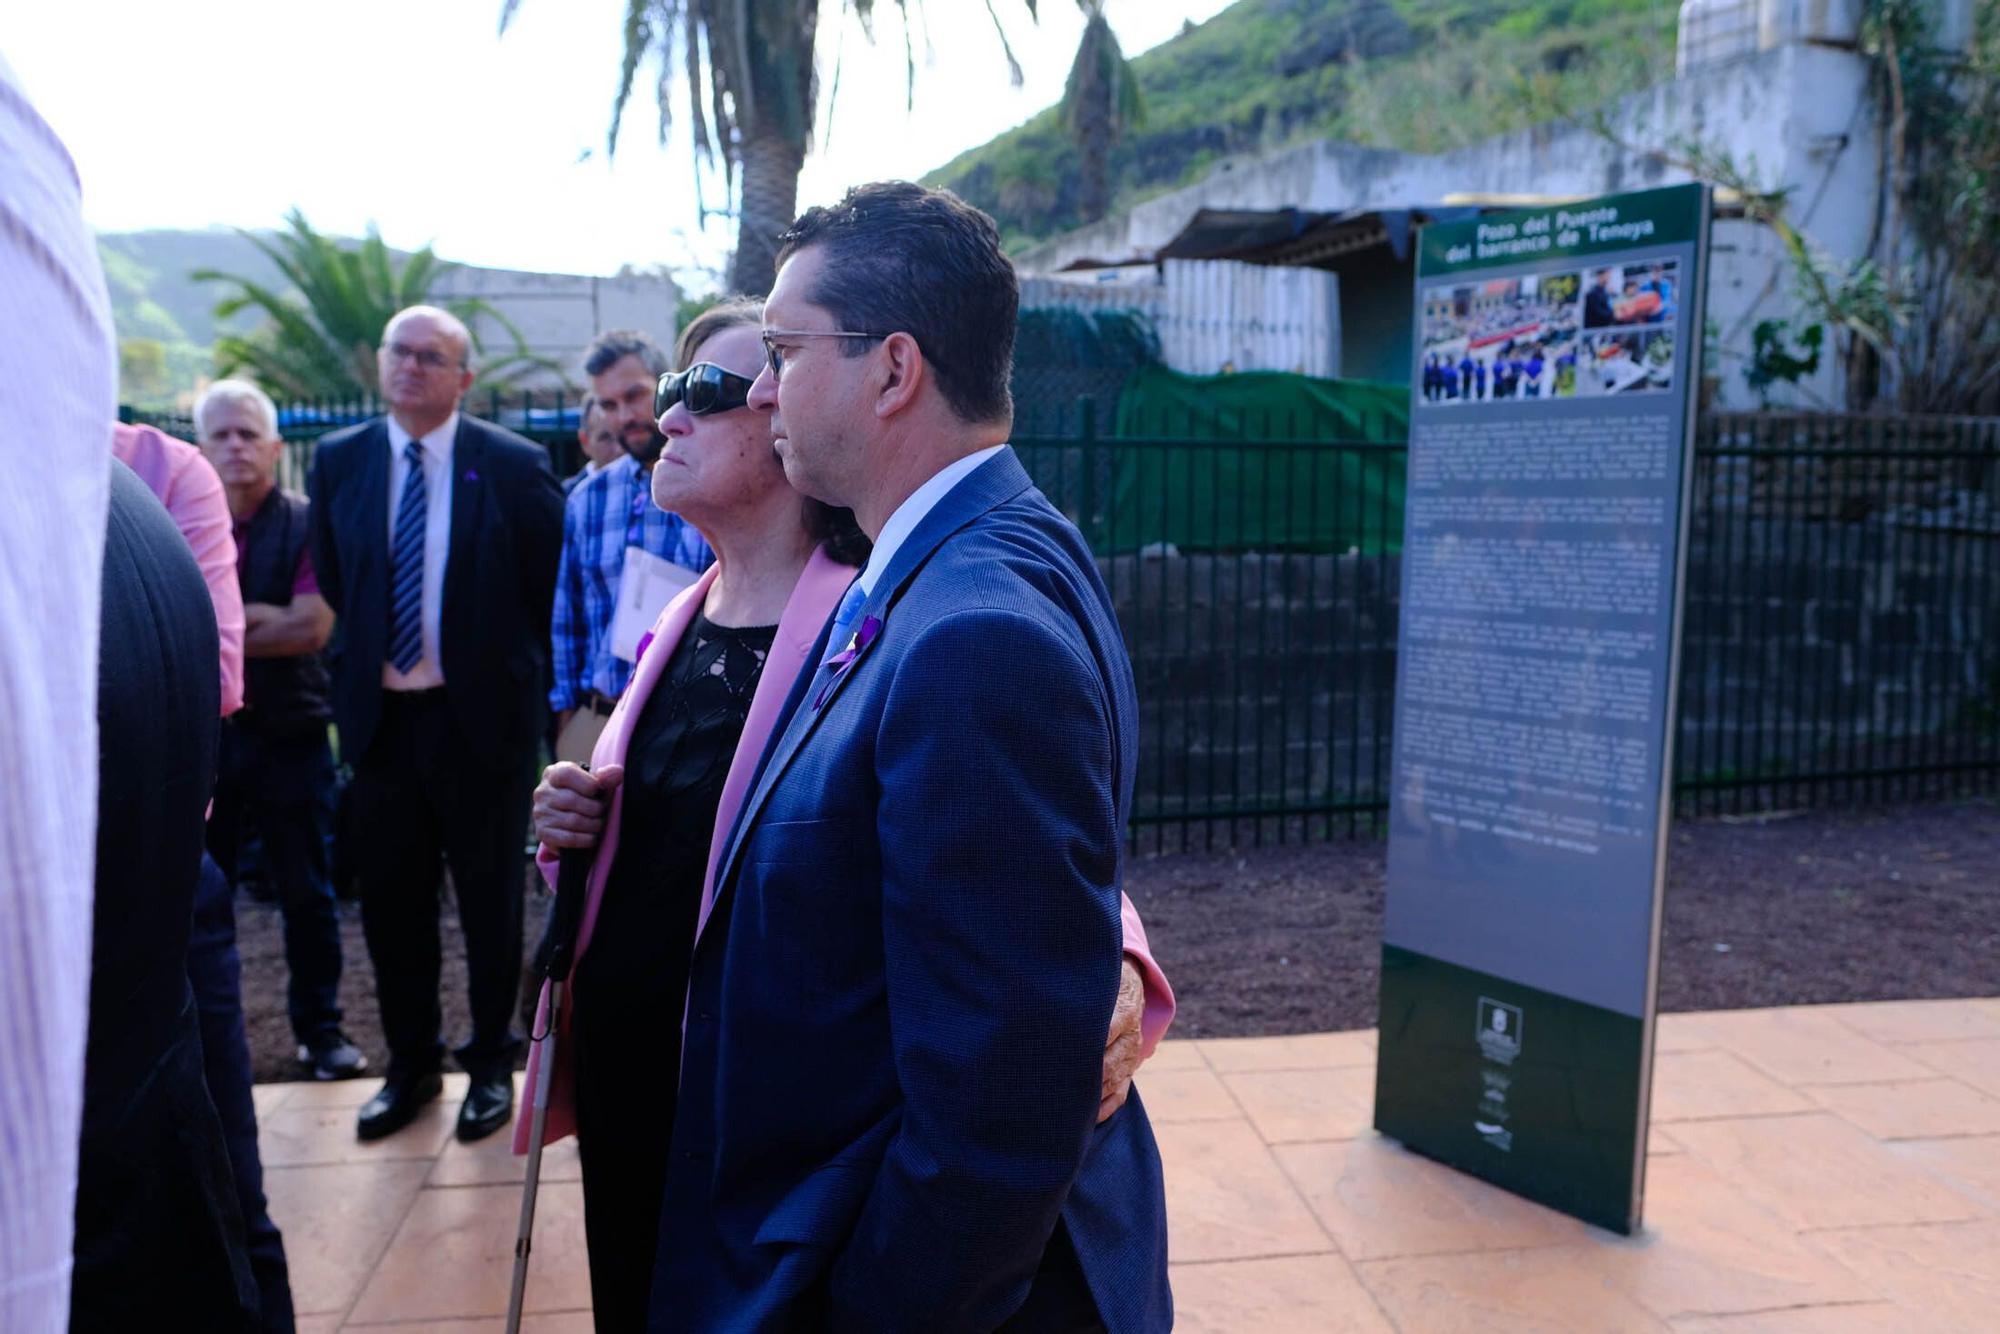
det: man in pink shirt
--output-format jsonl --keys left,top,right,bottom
{"left": 111, "top": 420, "right": 245, "bottom": 715}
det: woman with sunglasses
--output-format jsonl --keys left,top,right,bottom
{"left": 517, "top": 299, "right": 1174, "bottom": 1330}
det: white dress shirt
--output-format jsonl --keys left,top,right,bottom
{"left": 854, "top": 444, "right": 1006, "bottom": 598}
{"left": 0, "top": 53, "right": 115, "bottom": 1333}
{"left": 382, "top": 412, "right": 457, "bottom": 689}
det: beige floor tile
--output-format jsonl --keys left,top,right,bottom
{"left": 342, "top": 1317, "right": 594, "bottom": 1332}
{"left": 1669, "top": 1303, "right": 1910, "bottom": 1332}
{"left": 1904, "top": 1038, "right": 2000, "bottom": 1098}
{"left": 254, "top": 1083, "right": 295, "bottom": 1117}
{"left": 1273, "top": 1135, "right": 1592, "bottom": 1262}
{"left": 431, "top": 1130, "right": 583, "bottom": 1187}
{"left": 281, "top": 1071, "right": 471, "bottom": 1111}
{"left": 263, "top": 1159, "right": 433, "bottom": 1316}
{"left": 1170, "top": 1254, "right": 1393, "bottom": 1333}
{"left": 1821, "top": 999, "right": 2000, "bottom": 1046}
{"left": 1224, "top": 1066, "right": 1375, "bottom": 1144}
{"left": 1806, "top": 1078, "right": 2000, "bottom": 1141}
{"left": 1143, "top": 1038, "right": 1211, "bottom": 1072}
{"left": 1200, "top": 1029, "right": 1376, "bottom": 1073}
{"left": 1649, "top": 1125, "right": 1683, "bottom": 1156}
{"left": 292, "top": 1315, "right": 342, "bottom": 1334}
{"left": 1149, "top": 1118, "right": 1334, "bottom": 1262}
{"left": 1650, "top": 1049, "right": 1816, "bottom": 1123}
{"left": 1603, "top": 1152, "right": 1879, "bottom": 1318}
{"left": 1136, "top": 1066, "right": 1242, "bottom": 1123}
{"left": 1668, "top": 1113, "right": 1982, "bottom": 1231}
{"left": 1356, "top": 1246, "right": 1669, "bottom": 1332}
{"left": 1811, "top": 1219, "right": 2000, "bottom": 1332}
{"left": 1891, "top": 1135, "right": 2000, "bottom": 1213}
{"left": 259, "top": 1096, "right": 458, "bottom": 1168}
{"left": 346, "top": 1182, "right": 590, "bottom": 1323}
{"left": 1653, "top": 1013, "right": 1718, "bottom": 1054}
{"left": 1675, "top": 1009, "right": 1937, "bottom": 1087}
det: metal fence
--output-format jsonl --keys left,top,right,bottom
{"left": 128, "top": 396, "right": 2000, "bottom": 850}
{"left": 1013, "top": 409, "right": 2000, "bottom": 851}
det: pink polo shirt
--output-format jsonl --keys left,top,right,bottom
{"left": 111, "top": 422, "right": 246, "bottom": 716}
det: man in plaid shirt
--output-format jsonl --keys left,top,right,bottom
{"left": 550, "top": 330, "right": 713, "bottom": 752}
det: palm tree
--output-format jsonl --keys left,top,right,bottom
{"left": 1061, "top": 0, "right": 1143, "bottom": 226}
{"left": 500, "top": 0, "right": 1036, "bottom": 297}
{"left": 193, "top": 209, "right": 547, "bottom": 400}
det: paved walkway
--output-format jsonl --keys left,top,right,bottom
{"left": 258, "top": 998, "right": 2000, "bottom": 1331}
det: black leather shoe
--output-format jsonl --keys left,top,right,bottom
{"left": 355, "top": 1071, "right": 443, "bottom": 1141}
{"left": 456, "top": 1072, "right": 514, "bottom": 1142}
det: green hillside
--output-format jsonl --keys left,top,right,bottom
{"left": 924, "top": 0, "right": 1678, "bottom": 250}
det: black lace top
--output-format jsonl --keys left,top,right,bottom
{"left": 574, "top": 613, "right": 777, "bottom": 1014}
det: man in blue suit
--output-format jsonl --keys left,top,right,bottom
{"left": 651, "top": 182, "right": 1171, "bottom": 1331}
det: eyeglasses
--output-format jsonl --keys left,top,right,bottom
{"left": 759, "top": 328, "right": 889, "bottom": 382}
{"left": 383, "top": 342, "right": 460, "bottom": 371}
{"left": 654, "top": 362, "right": 757, "bottom": 420}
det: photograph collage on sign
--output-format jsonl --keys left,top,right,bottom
{"left": 1418, "top": 260, "right": 1680, "bottom": 406}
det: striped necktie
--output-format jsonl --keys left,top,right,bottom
{"left": 388, "top": 439, "right": 427, "bottom": 673}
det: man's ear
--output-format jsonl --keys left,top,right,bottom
{"left": 873, "top": 332, "right": 925, "bottom": 420}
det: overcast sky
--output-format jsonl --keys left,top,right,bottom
{"left": 2, "top": 0, "right": 1232, "bottom": 286}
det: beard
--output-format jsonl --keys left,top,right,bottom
{"left": 623, "top": 423, "right": 666, "bottom": 467}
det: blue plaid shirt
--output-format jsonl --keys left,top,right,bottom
{"left": 549, "top": 454, "right": 713, "bottom": 710}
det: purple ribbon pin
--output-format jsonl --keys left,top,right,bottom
{"left": 633, "top": 630, "right": 655, "bottom": 664}
{"left": 813, "top": 615, "right": 882, "bottom": 709}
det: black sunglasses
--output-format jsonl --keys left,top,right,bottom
{"left": 654, "top": 362, "right": 756, "bottom": 420}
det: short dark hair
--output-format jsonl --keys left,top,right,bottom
{"left": 583, "top": 329, "right": 671, "bottom": 379}
{"left": 674, "top": 296, "right": 872, "bottom": 569}
{"left": 775, "top": 181, "right": 1017, "bottom": 425}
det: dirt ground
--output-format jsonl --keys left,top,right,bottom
{"left": 235, "top": 798, "right": 2000, "bottom": 1082}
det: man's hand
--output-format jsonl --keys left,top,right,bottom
{"left": 1098, "top": 957, "right": 1145, "bottom": 1123}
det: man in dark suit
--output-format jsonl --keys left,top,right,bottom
{"left": 74, "top": 460, "right": 259, "bottom": 1330}
{"left": 653, "top": 182, "right": 1170, "bottom": 1332}
{"left": 1584, "top": 268, "right": 1617, "bottom": 329}
{"left": 309, "top": 306, "right": 563, "bottom": 1143}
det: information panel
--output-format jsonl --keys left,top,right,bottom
{"left": 1374, "top": 184, "right": 1709, "bottom": 1233}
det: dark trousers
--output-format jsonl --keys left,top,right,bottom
{"left": 572, "top": 986, "right": 679, "bottom": 1333}
{"left": 191, "top": 852, "right": 298, "bottom": 1334}
{"left": 209, "top": 722, "right": 343, "bottom": 1046}
{"left": 351, "top": 689, "right": 533, "bottom": 1079}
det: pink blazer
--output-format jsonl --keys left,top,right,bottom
{"left": 517, "top": 546, "right": 1175, "bottom": 1152}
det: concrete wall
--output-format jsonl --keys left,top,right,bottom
{"left": 1018, "top": 43, "right": 1883, "bottom": 410}
{"left": 431, "top": 265, "right": 681, "bottom": 388}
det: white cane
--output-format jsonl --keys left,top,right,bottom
{"left": 506, "top": 846, "right": 591, "bottom": 1334}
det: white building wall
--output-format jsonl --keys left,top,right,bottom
{"left": 431, "top": 266, "right": 681, "bottom": 388}
{"left": 1017, "top": 42, "right": 1883, "bottom": 409}
{"left": 1020, "top": 260, "right": 1340, "bottom": 378}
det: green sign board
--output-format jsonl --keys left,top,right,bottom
{"left": 1375, "top": 182, "right": 1710, "bottom": 1233}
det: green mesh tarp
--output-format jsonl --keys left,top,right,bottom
{"left": 1101, "top": 366, "right": 1409, "bottom": 554}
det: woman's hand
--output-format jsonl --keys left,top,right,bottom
{"left": 532, "top": 762, "right": 625, "bottom": 851}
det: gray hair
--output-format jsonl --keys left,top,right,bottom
{"left": 194, "top": 378, "right": 280, "bottom": 440}
{"left": 583, "top": 328, "right": 671, "bottom": 379}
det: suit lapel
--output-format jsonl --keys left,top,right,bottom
{"left": 709, "top": 448, "right": 1036, "bottom": 898}
{"left": 352, "top": 422, "right": 393, "bottom": 646}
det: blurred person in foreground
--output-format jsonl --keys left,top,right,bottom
{"left": 0, "top": 52, "right": 114, "bottom": 1331}
{"left": 112, "top": 412, "right": 297, "bottom": 1330}
{"left": 196, "top": 377, "right": 361, "bottom": 1083}
{"left": 524, "top": 299, "right": 1174, "bottom": 1330}
{"left": 309, "top": 306, "right": 563, "bottom": 1144}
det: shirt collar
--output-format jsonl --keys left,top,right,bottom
{"left": 855, "top": 444, "right": 1005, "bottom": 597}
{"left": 387, "top": 410, "right": 460, "bottom": 463}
